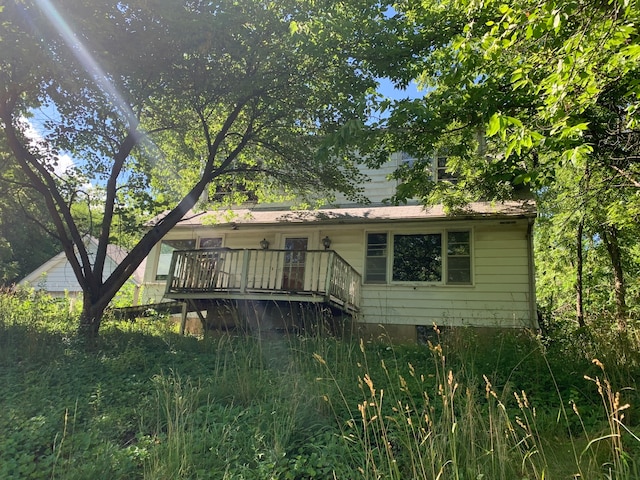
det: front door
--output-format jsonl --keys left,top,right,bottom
{"left": 282, "top": 237, "right": 307, "bottom": 291}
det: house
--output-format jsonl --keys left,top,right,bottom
{"left": 19, "top": 237, "right": 145, "bottom": 306}
{"left": 140, "top": 152, "right": 538, "bottom": 341}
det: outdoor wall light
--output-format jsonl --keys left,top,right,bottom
{"left": 322, "top": 235, "right": 331, "bottom": 250}
{"left": 260, "top": 238, "right": 270, "bottom": 250}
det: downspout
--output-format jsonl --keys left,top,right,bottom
{"left": 526, "top": 218, "right": 538, "bottom": 329}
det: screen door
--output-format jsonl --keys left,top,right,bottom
{"left": 282, "top": 237, "right": 307, "bottom": 290}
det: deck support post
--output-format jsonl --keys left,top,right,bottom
{"left": 192, "top": 305, "right": 207, "bottom": 335}
{"left": 179, "top": 301, "right": 188, "bottom": 335}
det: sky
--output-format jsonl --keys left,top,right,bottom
{"left": 377, "top": 77, "right": 425, "bottom": 101}
{"left": 23, "top": 117, "right": 74, "bottom": 177}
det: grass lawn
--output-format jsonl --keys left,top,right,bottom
{"left": 0, "top": 291, "right": 638, "bottom": 479}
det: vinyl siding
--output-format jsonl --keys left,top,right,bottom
{"left": 22, "top": 251, "right": 120, "bottom": 293}
{"left": 333, "top": 155, "right": 401, "bottom": 205}
{"left": 143, "top": 218, "right": 536, "bottom": 328}
{"left": 358, "top": 223, "right": 534, "bottom": 328}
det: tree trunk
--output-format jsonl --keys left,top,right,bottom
{"left": 77, "top": 294, "right": 109, "bottom": 339}
{"left": 602, "top": 225, "right": 627, "bottom": 330}
{"left": 576, "top": 218, "right": 586, "bottom": 328}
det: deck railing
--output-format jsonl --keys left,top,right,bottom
{"left": 165, "top": 248, "right": 361, "bottom": 311}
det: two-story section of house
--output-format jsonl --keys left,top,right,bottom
{"left": 140, "top": 153, "right": 538, "bottom": 341}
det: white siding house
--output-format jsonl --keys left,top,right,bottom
{"left": 140, "top": 154, "right": 537, "bottom": 340}
{"left": 19, "top": 237, "right": 145, "bottom": 304}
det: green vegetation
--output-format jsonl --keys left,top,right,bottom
{"left": 373, "top": 0, "right": 640, "bottom": 331}
{"left": 0, "top": 0, "right": 387, "bottom": 335}
{"left": 1, "top": 290, "right": 638, "bottom": 479}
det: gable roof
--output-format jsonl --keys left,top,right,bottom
{"left": 18, "top": 237, "right": 145, "bottom": 289}
{"left": 161, "top": 200, "right": 536, "bottom": 228}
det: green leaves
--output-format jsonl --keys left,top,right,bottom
{"left": 0, "top": 0, "right": 392, "bottom": 331}
{"left": 487, "top": 113, "right": 502, "bottom": 137}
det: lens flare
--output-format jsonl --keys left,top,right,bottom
{"left": 34, "top": 0, "right": 137, "bottom": 128}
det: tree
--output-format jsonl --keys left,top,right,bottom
{"left": 0, "top": 143, "right": 60, "bottom": 284}
{"left": 369, "top": 0, "right": 640, "bottom": 327}
{"left": 0, "top": 0, "right": 387, "bottom": 336}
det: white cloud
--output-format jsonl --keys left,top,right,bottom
{"left": 54, "top": 153, "right": 75, "bottom": 176}
{"left": 21, "top": 116, "right": 76, "bottom": 176}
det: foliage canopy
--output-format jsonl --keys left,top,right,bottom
{"left": 373, "top": 0, "right": 640, "bottom": 326}
{"left": 0, "top": 0, "right": 389, "bottom": 334}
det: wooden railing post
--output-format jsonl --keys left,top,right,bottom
{"left": 240, "top": 249, "right": 250, "bottom": 293}
{"left": 325, "top": 251, "right": 334, "bottom": 302}
{"left": 165, "top": 250, "right": 180, "bottom": 295}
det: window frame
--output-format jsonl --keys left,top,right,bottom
{"left": 445, "top": 230, "right": 472, "bottom": 285}
{"left": 394, "top": 151, "right": 457, "bottom": 184}
{"left": 155, "top": 238, "right": 196, "bottom": 281}
{"left": 364, "top": 232, "right": 388, "bottom": 284}
{"left": 435, "top": 156, "right": 457, "bottom": 183}
{"left": 364, "top": 229, "right": 473, "bottom": 286}
{"left": 197, "top": 236, "right": 224, "bottom": 249}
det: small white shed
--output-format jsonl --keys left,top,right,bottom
{"left": 18, "top": 237, "right": 145, "bottom": 304}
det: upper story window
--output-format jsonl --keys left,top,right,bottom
{"left": 400, "top": 152, "right": 418, "bottom": 168}
{"left": 435, "top": 156, "right": 457, "bottom": 183}
{"left": 365, "top": 230, "right": 472, "bottom": 285}
{"left": 396, "top": 152, "right": 457, "bottom": 183}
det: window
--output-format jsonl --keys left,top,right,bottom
{"left": 447, "top": 231, "right": 471, "bottom": 284}
{"left": 366, "top": 231, "right": 472, "bottom": 285}
{"left": 199, "top": 237, "right": 223, "bottom": 249}
{"left": 156, "top": 239, "right": 195, "bottom": 280}
{"left": 365, "top": 233, "right": 387, "bottom": 283}
{"left": 396, "top": 152, "right": 457, "bottom": 183}
{"left": 393, "top": 234, "right": 442, "bottom": 282}
{"left": 400, "top": 152, "right": 418, "bottom": 168}
{"left": 435, "top": 156, "right": 457, "bottom": 183}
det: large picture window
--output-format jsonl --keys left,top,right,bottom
{"left": 156, "top": 239, "right": 195, "bottom": 280}
{"left": 393, "top": 234, "right": 442, "bottom": 282}
{"left": 366, "top": 230, "right": 472, "bottom": 285}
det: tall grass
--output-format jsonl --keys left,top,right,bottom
{"left": 0, "top": 291, "right": 637, "bottom": 479}
{"left": 313, "top": 330, "right": 639, "bottom": 479}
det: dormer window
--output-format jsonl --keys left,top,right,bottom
{"left": 435, "top": 156, "right": 457, "bottom": 183}
{"left": 396, "top": 152, "right": 457, "bottom": 183}
{"left": 400, "top": 152, "right": 418, "bottom": 168}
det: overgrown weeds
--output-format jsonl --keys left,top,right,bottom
{"left": 0, "top": 291, "right": 638, "bottom": 478}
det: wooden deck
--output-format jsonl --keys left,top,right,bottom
{"left": 164, "top": 248, "right": 362, "bottom": 314}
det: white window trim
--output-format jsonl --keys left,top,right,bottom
{"left": 364, "top": 228, "right": 474, "bottom": 286}
{"left": 153, "top": 237, "right": 196, "bottom": 281}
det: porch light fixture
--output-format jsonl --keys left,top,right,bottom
{"left": 260, "top": 238, "right": 270, "bottom": 250}
{"left": 322, "top": 235, "right": 331, "bottom": 250}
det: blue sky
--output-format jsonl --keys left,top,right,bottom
{"left": 378, "top": 77, "right": 425, "bottom": 100}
